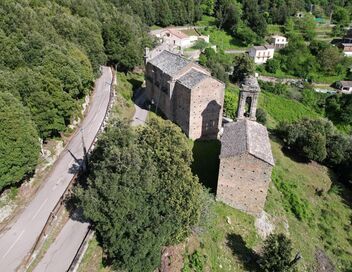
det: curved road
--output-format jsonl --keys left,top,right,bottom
{"left": 0, "top": 66, "right": 113, "bottom": 272}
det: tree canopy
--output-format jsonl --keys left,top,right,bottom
{"left": 259, "top": 233, "right": 294, "bottom": 272}
{"left": 77, "top": 118, "right": 202, "bottom": 271}
{"left": 0, "top": 92, "right": 40, "bottom": 190}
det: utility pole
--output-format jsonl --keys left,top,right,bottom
{"left": 80, "top": 128, "right": 88, "bottom": 173}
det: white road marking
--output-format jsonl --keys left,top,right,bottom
{"left": 2, "top": 230, "right": 25, "bottom": 259}
{"left": 31, "top": 198, "right": 48, "bottom": 221}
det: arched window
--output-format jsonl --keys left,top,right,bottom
{"left": 244, "top": 96, "right": 252, "bottom": 117}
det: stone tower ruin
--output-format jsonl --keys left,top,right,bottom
{"left": 236, "top": 76, "right": 260, "bottom": 121}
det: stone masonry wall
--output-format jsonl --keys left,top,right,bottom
{"left": 189, "top": 78, "right": 224, "bottom": 140}
{"left": 216, "top": 153, "right": 272, "bottom": 217}
{"left": 145, "top": 63, "right": 173, "bottom": 120}
{"left": 173, "top": 82, "right": 191, "bottom": 136}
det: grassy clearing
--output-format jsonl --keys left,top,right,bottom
{"left": 258, "top": 68, "right": 300, "bottom": 79}
{"left": 267, "top": 24, "right": 283, "bottom": 35}
{"left": 150, "top": 25, "right": 162, "bottom": 30}
{"left": 183, "top": 137, "right": 352, "bottom": 272}
{"left": 224, "top": 84, "right": 320, "bottom": 128}
{"left": 259, "top": 92, "right": 320, "bottom": 126}
{"left": 311, "top": 72, "right": 346, "bottom": 85}
{"left": 196, "top": 16, "right": 247, "bottom": 50}
{"left": 194, "top": 200, "right": 261, "bottom": 272}
{"left": 78, "top": 236, "right": 111, "bottom": 272}
{"left": 265, "top": 139, "right": 352, "bottom": 271}
{"left": 196, "top": 15, "right": 217, "bottom": 27}
{"left": 200, "top": 27, "right": 248, "bottom": 50}
{"left": 112, "top": 72, "right": 144, "bottom": 121}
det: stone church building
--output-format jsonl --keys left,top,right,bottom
{"left": 216, "top": 76, "right": 274, "bottom": 217}
{"left": 145, "top": 50, "right": 225, "bottom": 140}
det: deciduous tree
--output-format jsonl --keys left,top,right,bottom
{"left": 0, "top": 92, "right": 40, "bottom": 190}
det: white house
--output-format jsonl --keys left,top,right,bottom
{"left": 341, "top": 43, "right": 352, "bottom": 57}
{"left": 155, "top": 28, "right": 209, "bottom": 49}
{"left": 271, "top": 35, "right": 288, "bottom": 48}
{"left": 337, "top": 81, "right": 352, "bottom": 94}
{"left": 248, "top": 45, "right": 275, "bottom": 64}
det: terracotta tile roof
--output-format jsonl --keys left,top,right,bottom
{"left": 165, "top": 28, "right": 189, "bottom": 39}
{"left": 220, "top": 119, "right": 275, "bottom": 166}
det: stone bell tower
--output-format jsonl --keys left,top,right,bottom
{"left": 236, "top": 75, "right": 260, "bottom": 121}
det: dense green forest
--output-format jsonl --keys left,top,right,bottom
{"left": 0, "top": 0, "right": 197, "bottom": 190}
{"left": 0, "top": 0, "right": 351, "bottom": 191}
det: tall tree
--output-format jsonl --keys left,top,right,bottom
{"left": 0, "top": 92, "right": 40, "bottom": 190}
{"left": 77, "top": 118, "right": 202, "bottom": 271}
{"left": 232, "top": 53, "right": 255, "bottom": 82}
{"left": 103, "top": 13, "right": 146, "bottom": 70}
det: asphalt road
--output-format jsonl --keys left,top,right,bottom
{"left": 31, "top": 83, "right": 149, "bottom": 272}
{"left": 131, "top": 90, "right": 148, "bottom": 126}
{"left": 0, "top": 66, "right": 112, "bottom": 272}
{"left": 33, "top": 214, "right": 90, "bottom": 272}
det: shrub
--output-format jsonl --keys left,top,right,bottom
{"left": 277, "top": 119, "right": 336, "bottom": 162}
{"left": 265, "top": 58, "right": 281, "bottom": 74}
{"left": 182, "top": 251, "right": 207, "bottom": 272}
{"left": 192, "top": 39, "right": 208, "bottom": 50}
{"left": 259, "top": 234, "right": 294, "bottom": 272}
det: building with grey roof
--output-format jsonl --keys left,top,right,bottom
{"left": 220, "top": 120, "right": 274, "bottom": 166}
{"left": 145, "top": 50, "right": 225, "bottom": 139}
{"left": 148, "top": 50, "right": 190, "bottom": 77}
{"left": 248, "top": 44, "right": 275, "bottom": 64}
{"left": 216, "top": 76, "right": 274, "bottom": 217}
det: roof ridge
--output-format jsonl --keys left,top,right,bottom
{"left": 245, "top": 120, "right": 250, "bottom": 152}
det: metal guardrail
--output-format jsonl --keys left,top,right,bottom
{"left": 21, "top": 67, "right": 116, "bottom": 271}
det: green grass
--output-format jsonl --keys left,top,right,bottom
{"left": 200, "top": 27, "right": 248, "bottom": 50}
{"left": 224, "top": 84, "right": 320, "bottom": 128}
{"left": 311, "top": 72, "right": 346, "bottom": 85}
{"left": 196, "top": 16, "right": 247, "bottom": 50}
{"left": 267, "top": 24, "right": 283, "bottom": 35}
{"left": 258, "top": 65, "right": 345, "bottom": 85}
{"left": 113, "top": 72, "right": 144, "bottom": 121}
{"left": 265, "top": 139, "right": 352, "bottom": 271}
{"left": 258, "top": 68, "right": 300, "bottom": 79}
{"left": 116, "top": 72, "right": 143, "bottom": 106}
{"left": 259, "top": 92, "right": 320, "bottom": 126}
{"left": 193, "top": 196, "right": 261, "bottom": 272}
{"left": 184, "top": 137, "right": 352, "bottom": 272}
{"left": 150, "top": 25, "right": 162, "bottom": 30}
{"left": 196, "top": 15, "right": 217, "bottom": 27}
